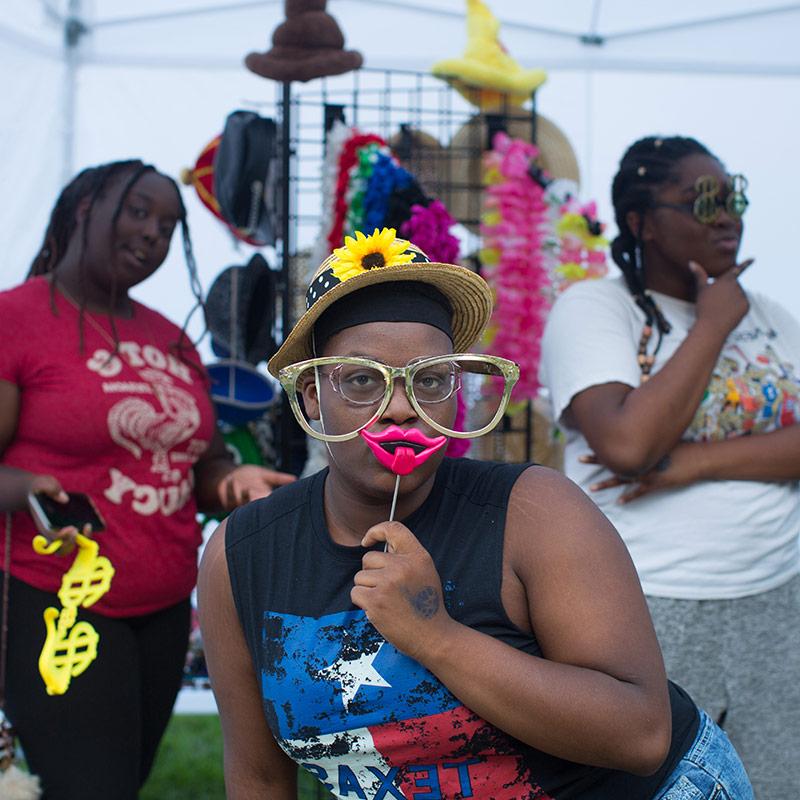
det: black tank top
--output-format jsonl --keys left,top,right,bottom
{"left": 227, "top": 457, "right": 698, "bottom": 799}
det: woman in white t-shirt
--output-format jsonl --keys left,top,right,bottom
{"left": 541, "top": 136, "right": 800, "bottom": 799}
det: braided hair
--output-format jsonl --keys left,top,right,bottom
{"left": 29, "top": 160, "right": 205, "bottom": 362}
{"left": 610, "top": 136, "right": 715, "bottom": 380}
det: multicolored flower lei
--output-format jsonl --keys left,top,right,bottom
{"left": 314, "top": 125, "right": 471, "bottom": 455}
{"left": 544, "top": 181, "right": 608, "bottom": 294}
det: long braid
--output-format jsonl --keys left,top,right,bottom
{"left": 165, "top": 173, "right": 209, "bottom": 385}
{"left": 610, "top": 136, "right": 713, "bottom": 380}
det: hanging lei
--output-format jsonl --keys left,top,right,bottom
{"left": 309, "top": 120, "right": 353, "bottom": 283}
{"left": 325, "top": 132, "right": 386, "bottom": 254}
{"left": 315, "top": 126, "right": 470, "bottom": 455}
{"left": 480, "top": 132, "right": 608, "bottom": 408}
{"left": 400, "top": 199, "right": 460, "bottom": 266}
{"left": 543, "top": 180, "right": 608, "bottom": 294}
{"left": 480, "top": 132, "right": 550, "bottom": 406}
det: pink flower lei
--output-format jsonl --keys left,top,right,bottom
{"left": 480, "top": 132, "right": 608, "bottom": 406}
{"left": 480, "top": 132, "right": 551, "bottom": 403}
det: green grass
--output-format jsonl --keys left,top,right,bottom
{"left": 141, "top": 714, "right": 333, "bottom": 800}
{"left": 140, "top": 715, "right": 225, "bottom": 800}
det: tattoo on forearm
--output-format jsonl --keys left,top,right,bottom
{"left": 404, "top": 586, "right": 439, "bottom": 619}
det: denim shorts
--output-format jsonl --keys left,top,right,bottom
{"left": 654, "top": 711, "right": 754, "bottom": 799}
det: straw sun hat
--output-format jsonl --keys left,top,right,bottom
{"left": 448, "top": 112, "right": 580, "bottom": 233}
{"left": 267, "top": 228, "right": 493, "bottom": 377}
{"left": 387, "top": 126, "right": 447, "bottom": 197}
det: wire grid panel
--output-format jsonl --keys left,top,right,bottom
{"left": 278, "top": 69, "right": 541, "bottom": 463}
{"left": 283, "top": 68, "right": 538, "bottom": 272}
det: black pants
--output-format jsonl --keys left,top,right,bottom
{"left": 4, "top": 576, "right": 190, "bottom": 800}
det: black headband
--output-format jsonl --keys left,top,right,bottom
{"left": 314, "top": 281, "right": 454, "bottom": 353}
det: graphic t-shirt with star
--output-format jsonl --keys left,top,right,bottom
{"left": 226, "top": 458, "right": 698, "bottom": 799}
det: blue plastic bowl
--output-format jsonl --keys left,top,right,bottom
{"left": 206, "top": 360, "right": 276, "bottom": 426}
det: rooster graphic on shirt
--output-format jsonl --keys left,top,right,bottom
{"left": 107, "top": 368, "right": 201, "bottom": 482}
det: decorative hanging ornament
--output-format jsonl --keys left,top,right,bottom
{"left": 431, "top": 0, "right": 547, "bottom": 110}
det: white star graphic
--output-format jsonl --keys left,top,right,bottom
{"left": 319, "top": 644, "right": 391, "bottom": 710}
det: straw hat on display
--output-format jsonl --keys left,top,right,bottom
{"left": 268, "top": 228, "right": 493, "bottom": 377}
{"left": 387, "top": 126, "right": 447, "bottom": 197}
{"left": 447, "top": 112, "right": 580, "bottom": 233}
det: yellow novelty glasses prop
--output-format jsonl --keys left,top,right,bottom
{"left": 33, "top": 532, "right": 115, "bottom": 695}
{"left": 652, "top": 174, "right": 749, "bottom": 225}
{"left": 279, "top": 353, "right": 519, "bottom": 443}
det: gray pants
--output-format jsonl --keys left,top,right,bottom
{"left": 647, "top": 574, "right": 800, "bottom": 800}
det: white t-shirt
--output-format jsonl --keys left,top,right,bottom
{"left": 541, "top": 276, "right": 800, "bottom": 599}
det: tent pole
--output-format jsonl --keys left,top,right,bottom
{"left": 62, "top": 0, "right": 86, "bottom": 184}
{"left": 279, "top": 80, "right": 294, "bottom": 473}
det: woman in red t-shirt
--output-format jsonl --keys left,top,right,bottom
{"left": 0, "top": 160, "right": 294, "bottom": 799}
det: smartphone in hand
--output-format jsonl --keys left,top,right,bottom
{"left": 28, "top": 492, "right": 106, "bottom": 534}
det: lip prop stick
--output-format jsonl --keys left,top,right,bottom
{"left": 360, "top": 426, "right": 448, "bottom": 549}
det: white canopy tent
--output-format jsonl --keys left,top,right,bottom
{"left": 5, "top": 0, "right": 798, "bottom": 717}
{"left": 3, "top": 0, "right": 800, "bottom": 341}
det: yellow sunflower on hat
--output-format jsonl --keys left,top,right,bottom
{"left": 331, "top": 228, "right": 415, "bottom": 282}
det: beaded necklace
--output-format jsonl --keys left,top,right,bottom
{"left": 637, "top": 324, "right": 655, "bottom": 382}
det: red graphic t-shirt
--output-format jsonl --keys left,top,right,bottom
{"left": 0, "top": 277, "right": 216, "bottom": 616}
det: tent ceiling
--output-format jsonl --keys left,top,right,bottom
{"left": 6, "top": 0, "right": 800, "bottom": 75}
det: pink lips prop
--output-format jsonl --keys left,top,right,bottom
{"left": 360, "top": 426, "right": 448, "bottom": 475}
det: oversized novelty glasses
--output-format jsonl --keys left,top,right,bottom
{"left": 651, "top": 174, "right": 749, "bottom": 224}
{"left": 279, "top": 354, "right": 520, "bottom": 442}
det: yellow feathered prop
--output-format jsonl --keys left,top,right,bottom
{"left": 431, "top": 0, "right": 547, "bottom": 109}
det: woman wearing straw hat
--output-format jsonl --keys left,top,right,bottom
{"left": 542, "top": 136, "right": 800, "bottom": 798}
{"left": 199, "top": 227, "right": 750, "bottom": 799}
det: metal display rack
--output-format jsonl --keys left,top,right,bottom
{"left": 269, "top": 68, "right": 544, "bottom": 472}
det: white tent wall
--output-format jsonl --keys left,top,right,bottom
{"left": 71, "top": 62, "right": 282, "bottom": 347}
{"left": 3, "top": 0, "right": 800, "bottom": 351}
{"left": 3, "top": 16, "right": 67, "bottom": 298}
